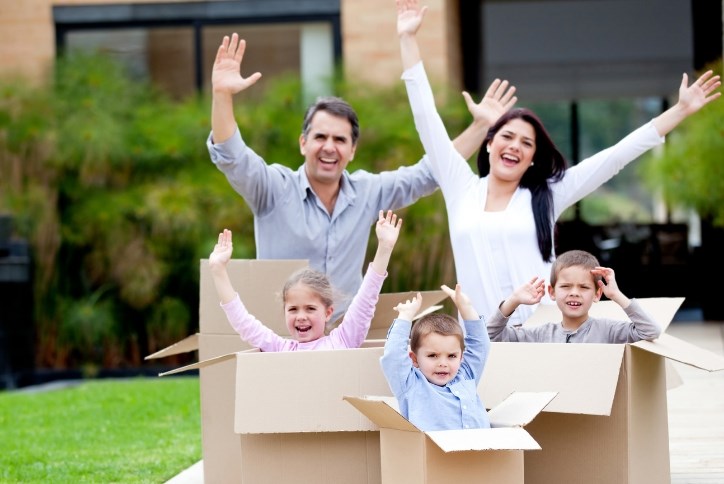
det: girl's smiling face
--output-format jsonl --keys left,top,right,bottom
{"left": 284, "top": 283, "right": 333, "bottom": 343}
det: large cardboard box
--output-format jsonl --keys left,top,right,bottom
{"left": 344, "top": 392, "right": 557, "bottom": 484}
{"left": 479, "top": 298, "right": 724, "bottom": 484}
{"left": 150, "top": 259, "right": 449, "bottom": 484}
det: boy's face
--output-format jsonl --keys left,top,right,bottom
{"left": 284, "top": 284, "right": 333, "bottom": 343}
{"left": 409, "top": 333, "right": 463, "bottom": 387}
{"left": 548, "top": 265, "right": 600, "bottom": 323}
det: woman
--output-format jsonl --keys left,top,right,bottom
{"left": 396, "top": 0, "right": 721, "bottom": 325}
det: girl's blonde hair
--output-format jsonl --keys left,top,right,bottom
{"left": 282, "top": 268, "right": 335, "bottom": 308}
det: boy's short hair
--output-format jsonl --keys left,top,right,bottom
{"left": 550, "top": 250, "right": 603, "bottom": 287}
{"left": 409, "top": 313, "right": 465, "bottom": 353}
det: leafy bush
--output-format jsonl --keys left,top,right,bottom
{"left": 640, "top": 59, "right": 724, "bottom": 227}
{"left": 0, "top": 52, "right": 466, "bottom": 369}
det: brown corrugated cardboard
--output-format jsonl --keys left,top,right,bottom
{"left": 163, "top": 344, "right": 389, "bottom": 483}
{"left": 479, "top": 297, "right": 724, "bottom": 484}
{"left": 156, "top": 258, "right": 724, "bottom": 484}
{"left": 153, "top": 258, "right": 450, "bottom": 484}
{"left": 199, "top": 259, "right": 309, "bottom": 335}
{"left": 344, "top": 392, "right": 556, "bottom": 484}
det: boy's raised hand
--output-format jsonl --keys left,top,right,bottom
{"left": 512, "top": 276, "right": 546, "bottom": 306}
{"left": 394, "top": 292, "right": 422, "bottom": 322}
{"left": 376, "top": 210, "right": 403, "bottom": 250}
{"left": 209, "top": 229, "right": 233, "bottom": 269}
{"left": 591, "top": 266, "right": 622, "bottom": 300}
{"left": 441, "top": 283, "right": 477, "bottom": 321}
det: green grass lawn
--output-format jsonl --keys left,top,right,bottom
{"left": 0, "top": 376, "right": 201, "bottom": 483}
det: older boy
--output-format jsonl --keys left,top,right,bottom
{"left": 488, "top": 249, "right": 661, "bottom": 343}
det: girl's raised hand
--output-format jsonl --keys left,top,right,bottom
{"left": 209, "top": 229, "right": 233, "bottom": 268}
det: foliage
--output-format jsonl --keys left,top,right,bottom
{"left": 0, "top": 52, "right": 242, "bottom": 368}
{"left": 640, "top": 59, "right": 724, "bottom": 227}
{"left": 2, "top": 51, "right": 717, "bottom": 369}
{"left": 0, "top": 377, "right": 201, "bottom": 483}
{"left": 0, "top": 52, "right": 464, "bottom": 368}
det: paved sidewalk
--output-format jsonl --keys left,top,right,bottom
{"left": 666, "top": 321, "right": 724, "bottom": 483}
{"left": 166, "top": 320, "right": 724, "bottom": 484}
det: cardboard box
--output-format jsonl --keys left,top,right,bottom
{"left": 479, "top": 297, "right": 724, "bottom": 484}
{"left": 344, "top": 392, "right": 557, "bottom": 484}
{"left": 151, "top": 259, "right": 449, "bottom": 484}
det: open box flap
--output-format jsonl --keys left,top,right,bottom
{"left": 158, "top": 352, "right": 236, "bottom": 376}
{"left": 488, "top": 391, "right": 558, "bottom": 428}
{"left": 145, "top": 333, "right": 199, "bottom": 360}
{"left": 633, "top": 333, "right": 724, "bottom": 371}
{"left": 200, "top": 259, "right": 308, "bottom": 336}
{"left": 158, "top": 348, "right": 259, "bottom": 376}
{"left": 344, "top": 395, "right": 542, "bottom": 451}
{"left": 363, "top": 290, "right": 448, "bottom": 339}
{"left": 481, "top": 343, "right": 625, "bottom": 416}
{"left": 426, "top": 427, "right": 540, "bottom": 452}
{"left": 343, "top": 395, "right": 418, "bottom": 432}
{"left": 524, "top": 297, "right": 684, "bottom": 333}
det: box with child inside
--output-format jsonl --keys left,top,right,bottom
{"left": 481, "top": 297, "right": 724, "bottom": 484}
{"left": 150, "top": 257, "right": 450, "bottom": 484}
{"left": 151, "top": 259, "right": 724, "bottom": 484}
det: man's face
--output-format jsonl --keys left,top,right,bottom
{"left": 299, "top": 110, "right": 357, "bottom": 186}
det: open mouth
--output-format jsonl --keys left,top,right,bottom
{"left": 501, "top": 153, "right": 520, "bottom": 166}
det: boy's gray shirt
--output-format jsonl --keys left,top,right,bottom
{"left": 487, "top": 299, "right": 661, "bottom": 343}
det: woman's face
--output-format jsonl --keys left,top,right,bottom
{"left": 486, "top": 118, "right": 536, "bottom": 183}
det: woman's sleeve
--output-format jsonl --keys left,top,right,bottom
{"left": 401, "top": 61, "right": 476, "bottom": 194}
{"left": 551, "top": 121, "right": 664, "bottom": 216}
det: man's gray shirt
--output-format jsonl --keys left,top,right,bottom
{"left": 207, "top": 129, "right": 438, "bottom": 321}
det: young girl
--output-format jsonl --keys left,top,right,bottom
{"left": 209, "top": 210, "right": 402, "bottom": 350}
{"left": 380, "top": 284, "right": 491, "bottom": 431}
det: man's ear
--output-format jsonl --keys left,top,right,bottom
{"left": 408, "top": 350, "right": 419, "bottom": 368}
{"left": 299, "top": 134, "right": 307, "bottom": 155}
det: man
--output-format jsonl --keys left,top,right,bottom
{"left": 207, "top": 33, "right": 509, "bottom": 325}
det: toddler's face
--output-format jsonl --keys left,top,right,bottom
{"left": 409, "top": 333, "right": 463, "bottom": 386}
{"left": 284, "top": 284, "right": 332, "bottom": 343}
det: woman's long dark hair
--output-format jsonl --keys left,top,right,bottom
{"left": 476, "top": 108, "right": 567, "bottom": 262}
